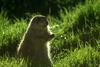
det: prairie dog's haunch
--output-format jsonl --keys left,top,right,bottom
{"left": 17, "top": 15, "right": 54, "bottom": 67}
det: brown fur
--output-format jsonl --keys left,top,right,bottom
{"left": 17, "top": 15, "right": 54, "bottom": 67}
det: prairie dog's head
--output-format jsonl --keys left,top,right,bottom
{"left": 30, "top": 15, "right": 48, "bottom": 28}
{"left": 28, "top": 15, "right": 54, "bottom": 41}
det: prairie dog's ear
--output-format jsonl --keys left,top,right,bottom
{"left": 30, "top": 15, "right": 48, "bottom": 27}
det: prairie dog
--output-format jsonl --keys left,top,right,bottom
{"left": 17, "top": 15, "right": 54, "bottom": 67}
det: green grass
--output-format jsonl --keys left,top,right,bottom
{"left": 53, "top": 46, "right": 100, "bottom": 67}
{"left": 0, "top": 12, "right": 27, "bottom": 56}
{"left": 0, "top": 0, "right": 100, "bottom": 67}
{"left": 0, "top": 57, "right": 27, "bottom": 67}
